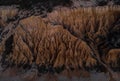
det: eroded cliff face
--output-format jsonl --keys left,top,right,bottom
{"left": 0, "top": 4, "right": 120, "bottom": 81}
{"left": 0, "top": 5, "right": 120, "bottom": 71}
{"left": 0, "top": 16, "right": 96, "bottom": 70}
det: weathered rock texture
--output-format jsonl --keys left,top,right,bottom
{"left": 0, "top": 6, "right": 120, "bottom": 74}
{"left": 0, "top": 16, "right": 96, "bottom": 70}
{"left": 47, "top": 6, "right": 120, "bottom": 68}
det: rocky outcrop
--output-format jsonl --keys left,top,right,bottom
{"left": 0, "top": 6, "right": 120, "bottom": 74}
{"left": 0, "top": 16, "right": 97, "bottom": 71}
{"left": 47, "top": 6, "right": 120, "bottom": 68}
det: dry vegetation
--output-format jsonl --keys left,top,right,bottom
{"left": 47, "top": 6, "right": 120, "bottom": 40}
{"left": 2, "top": 16, "right": 96, "bottom": 70}
{"left": 47, "top": 5, "right": 120, "bottom": 66}
{"left": 0, "top": 6, "right": 18, "bottom": 36}
{"left": 0, "top": 6, "right": 120, "bottom": 76}
{"left": 106, "top": 49, "right": 120, "bottom": 67}
{"left": 0, "top": 6, "right": 18, "bottom": 22}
